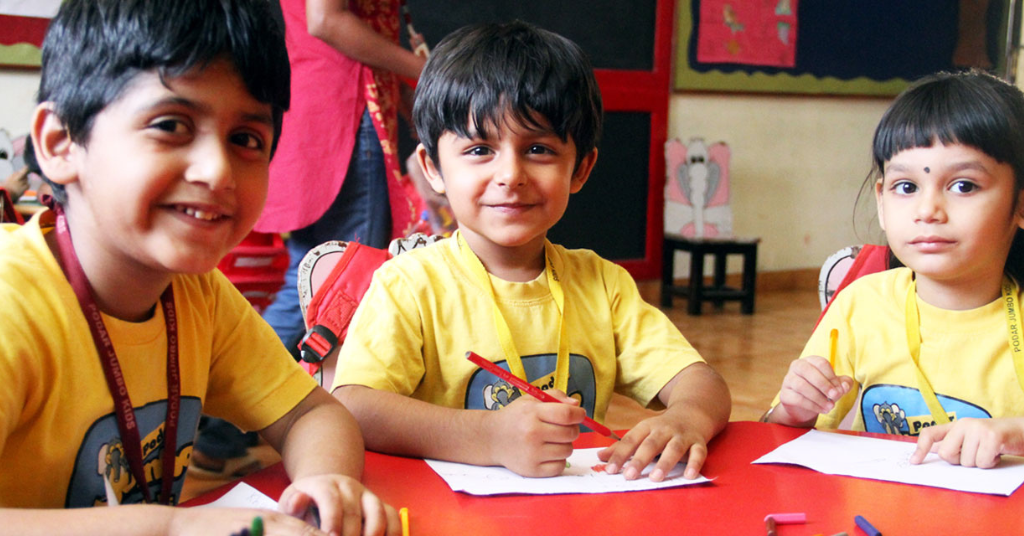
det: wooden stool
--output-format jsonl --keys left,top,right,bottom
{"left": 661, "top": 234, "right": 760, "bottom": 315}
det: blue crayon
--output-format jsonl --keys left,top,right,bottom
{"left": 855, "top": 515, "right": 881, "bottom": 536}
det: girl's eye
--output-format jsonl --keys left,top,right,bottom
{"left": 231, "top": 131, "right": 265, "bottom": 151}
{"left": 528, "top": 145, "right": 553, "bottom": 155}
{"left": 465, "top": 146, "right": 492, "bottom": 157}
{"left": 892, "top": 181, "right": 917, "bottom": 195}
{"left": 950, "top": 180, "right": 978, "bottom": 194}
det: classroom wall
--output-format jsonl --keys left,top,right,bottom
{"left": 668, "top": 92, "right": 891, "bottom": 275}
{"left": 6, "top": 66, "right": 1021, "bottom": 275}
{"left": 0, "top": 70, "right": 39, "bottom": 141}
{"left": 0, "top": 68, "right": 906, "bottom": 276}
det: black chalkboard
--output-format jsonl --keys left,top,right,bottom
{"left": 549, "top": 112, "right": 651, "bottom": 261}
{"left": 402, "top": 0, "right": 658, "bottom": 71}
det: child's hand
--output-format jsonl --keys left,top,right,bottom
{"left": 278, "top": 474, "right": 400, "bottom": 536}
{"left": 169, "top": 507, "right": 333, "bottom": 536}
{"left": 775, "top": 355, "right": 854, "bottom": 426}
{"left": 487, "top": 389, "right": 584, "bottom": 477}
{"left": 596, "top": 414, "right": 707, "bottom": 482}
{"left": 910, "top": 417, "right": 1024, "bottom": 468}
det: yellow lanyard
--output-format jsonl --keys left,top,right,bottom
{"left": 904, "top": 276, "right": 1024, "bottom": 425}
{"left": 457, "top": 231, "right": 569, "bottom": 392}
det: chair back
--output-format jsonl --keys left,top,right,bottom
{"left": 816, "top": 244, "right": 890, "bottom": 327}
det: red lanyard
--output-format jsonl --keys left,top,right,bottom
{"left": 51, "top": 206, "right": 180, "bottom": 505}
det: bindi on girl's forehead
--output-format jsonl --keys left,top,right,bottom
{"left": 924, "top": 166, "right": 930, "bottom": 173}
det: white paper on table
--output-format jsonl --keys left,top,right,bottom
{"left": 197, "top": 482, "right": 279, "bottom": 510}
{"left": 425, "top": 447, "right": 710, "bottom": 496}
{"left": 752, "top": 429, "right": 1024, "bottom": 496}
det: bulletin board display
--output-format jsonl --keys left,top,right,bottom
{"left": 674, "top": 0, "right": 1020, "bottom": 95}
{"left": 0, "top": 1, "right": 60, "bottom": 68}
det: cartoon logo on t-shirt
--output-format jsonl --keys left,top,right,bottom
{"left": 466, "top": 353, "right": 597, "bottom": 420}
{"left": 860, "top": 384, "right": 991, "bottom": 436}
{"left": 65, "top": 397, "right": 202, "bottom": 507}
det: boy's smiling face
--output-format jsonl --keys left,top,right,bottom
{"left": 42, "top": 59, "right": 275, "bottom": 279}
{"left": 417, "top": 111, "right": 597, "bottom": 274}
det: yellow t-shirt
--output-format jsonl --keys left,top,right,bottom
{"left": 333, "top": 235, "right": 703, "bottom": 423}
{"left": 0, "top": 212, "right": 317, "bottom": 507}
{"left": 782, "top": 268, "right": 1024, "bottom": 435}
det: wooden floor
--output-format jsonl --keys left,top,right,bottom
{"left": 181, "top": 284, "right": 822, "bottom": 502}
{"left": 605, "top": 282, "right": 820, "bottom": 430}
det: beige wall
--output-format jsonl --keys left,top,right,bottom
{"left": 668, "top": 92, "right": 892, "bottom": 275}
{"left": 0, "top": 70, "right": 39, "bottom": 140}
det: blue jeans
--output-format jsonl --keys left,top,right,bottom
{"left": 261, "top": 108, "right": 392, "bottom": 355}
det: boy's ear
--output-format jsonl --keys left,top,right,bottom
{"left": 874, "top": 178, "right": 886, "bottom": 232}
{"left": 415, "top": 143, "right": 446, "bottom": 195}
{"left": 569, "top": 148, "right": 598, "bottom": 193}
{"left": 31, "top": 103, "right": 79, "bottom": 186}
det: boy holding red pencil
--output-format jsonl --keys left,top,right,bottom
{"left": 330, "top": 21, "right": 730, "bottom": 482}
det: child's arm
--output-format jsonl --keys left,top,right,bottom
{"left": 335, "top": 384, "right": 587, "bottom": 477}
{"left": 764, "top": 355, "right": 855, "bottom": 427}
{"left": 597, "top": 362, "right": 730, "bottom": 481}
{"left": 305, "top": 0, "right": 425, "bottom": 80}
{"left": 259, "top": 387, "right": 400, "bottom": 536}
{"left": 910, "top": 416, "right": 1024, "bottom": 468}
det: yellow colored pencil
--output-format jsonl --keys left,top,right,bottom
{"left": 400, "top": 507, "right": 410, "bottom": 536}
{"left": 829, "top": 328, "right": 838, "bottom": 369}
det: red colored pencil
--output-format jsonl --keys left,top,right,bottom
{"left": 466, "top": 351, "right": 622, "bottom": 440}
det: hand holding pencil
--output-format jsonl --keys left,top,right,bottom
{"left": 467, "top": 352, "right": 603, "bottom": 477}
{"left": 773, "top": 328, "right": 855, "bottom": 427}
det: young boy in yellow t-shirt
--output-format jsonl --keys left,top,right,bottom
{"left": 333, "top": 21, "right": 730, "bottom": 482}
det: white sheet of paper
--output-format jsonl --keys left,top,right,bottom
{"left": 197, "top": 482, "right": 279, "bottom": 510}
{"left": 753, "top": 429, "right": 1024, "bottom": 496}
{"left": 425, "top": 447, "right": 709, "bottom": 496}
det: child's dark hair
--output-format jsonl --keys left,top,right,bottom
{"left": 413, "top": 20, "right": 602, "bottom": 171}
{"left": 867, "top": 70, "right": 1024, "bottom": 281}
{"left": 37, "top": 0, "right": 290, "bottom": 203}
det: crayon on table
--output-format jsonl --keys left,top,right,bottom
{"left": 765, "top": 513, "right": 806, "bottom": 524}
{"left": 855, "top": 515, "right": 881, "bottom": 536}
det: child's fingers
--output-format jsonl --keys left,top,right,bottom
{"left": 910, "top": 423, "right": 949, "bottom": 464}
{"left": 541, "top": 388, "right": 580, "bottom": 405}
{"left": 618, "top": 432, "right": 668, "bottom": 480}
{"left": 358, "top": 490, "right": 395, "bottom": 536}
{"left": 932, "top": 424, "right": 967, "bottom": 466}
{"left": 647, "top": 438, "right": 688, "bottom": 482}
{"left": 976, "top": 440, "right": 1003, "bottom": 469}
{"left": 536, "top": 401, "right": 586, "bottom": 428}
{"left": 278, "top": 487, "right": 314, "bottom": 521}
{"left": 682, "top": 440, "right": 708, "bottom": 480}
{"left": 534, "top": 458, "right": 574, "bottom": 477}
{"left": 596, "top": 428, "right": 642, "bottom": 475}
{"left": 802, "top": 356, "right": 848, "bottom": 397}
{"left": 781, "top": 357, "right": 845, "bottom": 413}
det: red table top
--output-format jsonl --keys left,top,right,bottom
{"left": 188, "top": 421, "right": 1024, "bottom": 534}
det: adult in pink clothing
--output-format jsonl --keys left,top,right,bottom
{"left": 258, "top": 0, "right": 426, "bottom": 354}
